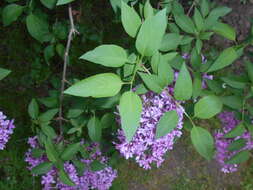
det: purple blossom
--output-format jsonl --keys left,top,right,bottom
{"left": 214, "top": 112, "right": 253, "bottom": 173}
{"left": 25, "top": 137, "right": 117, "bottom": 190}
{"left": 0, "top": 111, "right": 15, "bottom": 150}
{"left": 115, "top": 87, "right": 184, "bottom": 169}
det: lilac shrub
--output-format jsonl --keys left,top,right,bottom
{"left": 25, "top": 137, "right": 117, "bottom": 190}
{"left": 116, "top": 87, "right": 184, "bottom": 169}
{"left": 215, "top": 112, "right": 253, "bottom": 173}
{"left": 0, "top": 111, "right": 15, "bottom": 150}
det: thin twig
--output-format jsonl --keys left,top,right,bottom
{"left": 58, "top": 5, "right": 78, "bottom": 135}
{"left": 187, "top": 1, "right": 196, "bottom": 16}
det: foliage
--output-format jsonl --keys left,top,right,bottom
{"left": 1, "top": 0, "right": 253, "bottom": 189}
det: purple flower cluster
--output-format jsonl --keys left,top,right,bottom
{"left": 116, "top": 87, "right": 184, "bottom": 169}
{"left": 214, "top": 112, "right": 253, "bottom": 173}
{"left": 25, "top": 137, "right": 117, "bottom": 190}
{"left": 0, "top": 111, "right": 15, "bottom": 150}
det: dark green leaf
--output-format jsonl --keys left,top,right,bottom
{"left": 87, "top": 117, "right": 101, "bottom": 142}
{"left": 44, "top": 45, "right": 55, "bottom": 64}
{"left": 64, "top": 73, "right": 123, "bottom": 98}
{"left": 59, "top": 169, "right": 75, "bottom": 186}
{"left": 56, "top": 0, "right": 76, "bottom": 6}
{"left": 90, "top": 160, "right": 106, "bottom": 171}
{"left": 193, "top": 8, "right": 204, "bottom": 31}
{"left": 224, "top": 122, "right": 245, "bottom": 138}
{"left": 144, "top": 0, "right": 153, "bottom": 18}
{"left": 158, "top": 56, "right": 174, "bottom": 86}
{"left": 200, "top": 0, "right": 209, "bottom": 17}
{"left": 191, "top": 126, "right": 214, "bottom": 160}
{"left": 0, "top": 67, "right": 11, "bottom": 80}
{"left": 28, "top": 99, "right": 39, "bottom": 119}
{"left": 156, "top": 110, "right": 179, "bottom": 139}
{"left": 101, "top": 113, "right": 115, "bottom": 129}
{"left": 31, "top": 148, "right": 45, "bottom": 158}
{"left": 174, "top": 63, "right": 193, "bottom": 100}
{"left": 225, "top": 150, "right": 250, "bottom": 164}
{"left": 212, "top": 22, "right": 236, "bottom": 41}
{"left": 174, "top": 14, "right": 196, "bottom": 34}
{"left": 228, "top": 139, "right": 247, "bottom": 151}
{"left": 45, "top": 139, "right": 59, "bottom": 162}
{"left": 245, "top": 61, "right": 253, "bottom": 83}
{"left": 194, "top": 95, "right": 223, "bottom": 119}
{"left": 40, "top": 0, "right": 56, "bottom": 9}
{"left": 80, "top": 45, "right": 127, "bottom": 67}
{"left": 119, "top": 91, "right": 142, "bottom": 142}
{"left": 221, "top": 77, "right": 246, "bottom": 89}
{"left": 159, "top": 33, "right": 182, "bottom": 52}
{"left": 41, "top": 125, "right": 57, "bottom": 139}
{"left": 136, "top": 9, "right": 167, "bottom": 56}
{"left": 220, "top": 96, "right": 243, "bottom": 109}
{"left": 2, "top": 4, "right": 23, "bottom": 26}
{"left": 61, "top": 142, "right": 81, "bottom": 160}
{"left": 207, "top": 47, "right": 238, "bottom": 73}
{"left": 26, "top": 14, "right": 51, "bottom": 43}
{"left": 138, "top": 73, "right": 163, "bottom": 93}
{"left": 31, "top": 162, "right": 53, "bottom": 175}
{"left": 39, "top": 108, "right": 58, "bottom": 122}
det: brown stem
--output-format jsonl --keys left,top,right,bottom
{"left": 187, "top": 1, "right": 196, "bottom": 16}
{"left": 58, "top": 5, "right": 78, "bottom": 135}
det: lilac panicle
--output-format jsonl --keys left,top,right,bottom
{"left": 0, "top": 111, "right": 15, "bottom": 150}
{"left": 215, "top": 112, "right": 253, "bottom": 173}
{"left": 116, "top": 87, "right": 184, "bottom": 169}
{"left": 25, "top": 137, "right": 117, "bottom": 190}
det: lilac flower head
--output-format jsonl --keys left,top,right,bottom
{"left": 0, "top": 111, "right": 15, "bottom": 150}
{"left": 214, "top": 111, "right": 253, "bottom": 173}
{"left": 25, "top": 137, "right": 117, "bottom": 190}
{"left": 116, "top": 87, "right": 184, "bottom": 169}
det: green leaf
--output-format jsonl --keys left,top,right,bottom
{"left": 174, "top": 63, "right": 193, "bottom": 101}
{"left": 193, "top": 8, "right": 204, "bottom": 31}
{"left": 31, "top": 148, "right": 45, "bottom": 158}
{"left": 121, "top": 1, "right": 141, "bottom": 37}
{"left": 90, "top": 160, "right": 106, "bottom": 171}
{"left": 245, "top": 61, "right": 253, "bottom": 83}
{"left": 194, "top": 95, "right": 223, "bottom": 119}
{"left": 220, "top": 96, "right": 243, "bottom": 109}
{"left": 26, "top": 14, "right": 51, "bottom": 43}
{"left": 199, "top": 32, "right": 213, "bottom": 40}
{"left": 227, "top": 139, "right": 247, "bottom": 151}
{"left": 119, "top": 91, "right": 142, "bottom": 142}
{"left": 200, "top": 0, "right": 209, "bottom": 17}
{"left": 40, "top": 0, "right": 56, "bottom": 9}
{"left": 212, "top": 22, "right": 236, "bottom": 41}
{"left": 174, "top": 14, "right": 196, "bottom": 34}
{"left": 87, "top": 117, "right": 101, "bottom": 142}
{"left": 138, "top": 73, "right": 163, "bottom": 93}
{"left": 191, "top": 126, "right": 214, "bottom": 160}
{"left": 225, "top": 151, "right": 250, "bottom": 164}
{"left": 156, "top": 110, "right": 179, "bottom": 139}
{"left": 44, "top": 45, "right": 55, "bottom": 64}
{"left": 224, "top": 122, "right": 245, "bottom": 138}
{"left": 67, "top": 109, "right": 83, "bottom": 119}
{"left": 2, "top": 4, "right": 23, "bottom": 26}
{"left": 151, "top": 51, "right": 160, "bottom": 74}
{"left": 159, "top": 33, "right": 182, "bottom": 52}
{"left": 31, "top": 162, "right": 53, "bottom": 175}
{"left": 0, "top": 67, "right": 11, "bottom": 80}
{"left": 64, "top": 73, "right": 123, "bottom": 98}
{"left": 101, "top": 113, "right": 115, "bottom": 129}
{"left": 144, "top": 0, "right": 153, "bottom": 18}
{"left": 41, "top": 125, "right": 57, "bottom": 139}
{"left": 45, "top": 139, "right": 59, "bottom": 162}
{"left": 207, "top": 47, "right": 238, "bottom": 73}
{"left": 195, "top": 39, "right": 202, "bottom": 54}
{"left": 59, "top": 169, "right": 75, "bottom": 186}
{"left": 39, "top": 108, "right": 58, "bottom": 122}
{"left": 28, "top": 99, "right": 39, "bottom": 119}
{"left": 158, "top": 56, "right": 174, "bottom": 86}
{"left": 61, "top": 142, "right": 81, "bottom": 160}
{"left": 136, "top": 9, "right": 167, "bottom": 56}
{"left": 80, "top": 45, "right": 127, "bottom": 67}
{"left": 205, "top": 6, "right": 232, "bottom": 29}
{"left": 221, "top": 77, "right": 246, "bottom": 89}
{"left": 56, "top": 0, "right": 76, "bottom": 6}
{"left": 192, "top": 73, "right": 202, "bottom": 99}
